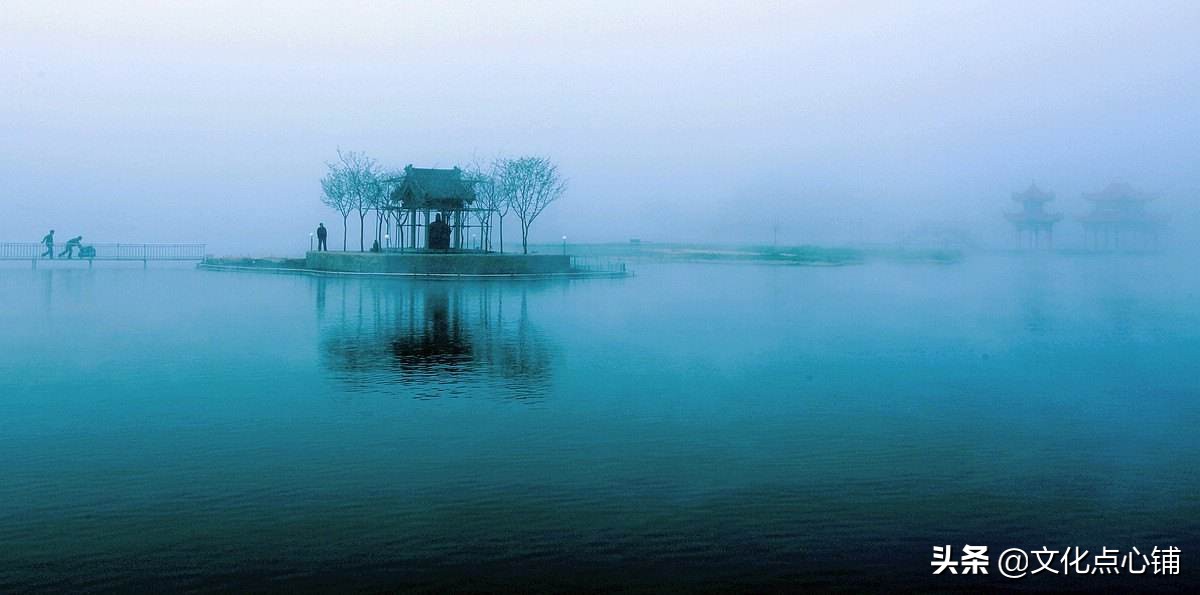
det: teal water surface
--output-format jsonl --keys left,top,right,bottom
{"left": 1, "top": 257, "right": 1197, "bottom": 591}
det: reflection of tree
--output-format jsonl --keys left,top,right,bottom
{"left": 315, "top": 278, "right": 326, "bottom": 319}
{"left": 319, "top": 280, "right": 555, "bottom": 400}
{"left": 472, "top": 290, "right": 553, "bottom": 399}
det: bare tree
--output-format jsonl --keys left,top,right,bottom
{"left": 364, "top": 178, "right": 388, "bottom": 251}
{"left": 491, "top": 166, "right": 512, "bottom": 253}
{"left": 372, "top": 186, "right": 387, "bottom": 250}
{"left": 320, "top": 162, "right": 353, "bottom": 250}
{"left": 331, "top": 149, "right": 385, "bottom": 252}
{"left": 377, "top": 171, "right": 404, "bottom": 250}
{"left": 464, "top": 159, "right": 505, "bottom": 252}
{"left": 496, "top": 156, "right": 566, "bottom": 254}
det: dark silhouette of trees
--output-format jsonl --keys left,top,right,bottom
{"left": 465, "top": 159, "right": 507, "bottom": 252}
{"left": 323, "top": 152, "right": 564, "bottom": 254}
{"left": 322, "top": 149, "right": 386, "bottom": 252}
{"left": 320, "top": 159, "right": 353, "bottom": 250}
{"left": 495, "top": 156, "right": 566, "bottom": 254}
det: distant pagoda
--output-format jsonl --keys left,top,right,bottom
{"left": 1005, "top": 183, "right": 1062, "bottom": 249}
{"left": 1078, "top": 182, "right": 1164, "bottom": 251}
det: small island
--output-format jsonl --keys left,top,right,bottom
{"left": 307, "top": 164, "right": 573, "bottom": 276}
{"left": 201, "top": 152, "right": 628, "bottom": 278}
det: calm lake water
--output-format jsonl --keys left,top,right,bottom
{"left": 2, "top": 257, "right": 1198, "bottom": 592}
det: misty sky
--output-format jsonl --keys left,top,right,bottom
{"left": 3, "top": 1, "right": 1198, "bottom": 254}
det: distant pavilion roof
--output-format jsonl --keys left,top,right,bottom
{"left": 1078, "top": 182, "right": 1163, "bottom": 225}
{"left": 1083, "top": 182, "right": 1156, "bottom": 204}
{"left": 1006, "top": 183, "right": 1061, "bottom": 224}
{"left": 390, "top": 165, "right": 477, "bottom": 211}
{"left": 1012, "top": 182, "right": 1055, "bottom": 203}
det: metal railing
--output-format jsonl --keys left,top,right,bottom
{"left": 569, "top": 255, "right": 628, "bottom": 274}
{"left": 1, "top": 242, "right": 207, "bottom": 263}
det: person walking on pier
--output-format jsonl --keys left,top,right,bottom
{"left": 316, "top": 223, "right": 328, "bottom": 251}
{"left": 58, "top": 235, "right": 82, "bottom": 259}
{"left": 40, "top": 230, "right": 55, "bottom": 259}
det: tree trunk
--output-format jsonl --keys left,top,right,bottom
{"left": 341, "top": 214, "right": 349, "bottom": 251}
{"left": 498, "top": 214, "right": 505, "bottom": 254}
{"left": 359, "top": 213, "right": 367, "bottom": 251}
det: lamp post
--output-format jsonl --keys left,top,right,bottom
{"left": 309, "top": 233, "right": 314, "bottom": 251}
{"left": 561, "top": 235, "right": 567, "bottom": 255}
{"left": 384, "top": 234, "right": 390, "bottom": 250}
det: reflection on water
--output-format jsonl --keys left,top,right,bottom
{"left": 2, "top": 258, "right": 1198, "bottom": 592}
{"left": 1017, "top": 258, "right": 1054, "bottom": 334}
{"left": 317, "top": 279, "right": 554, "bottom": 400}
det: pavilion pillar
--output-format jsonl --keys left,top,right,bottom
{"left": 410, "top": 209, "right": 417, "bottom": 249}
{"left": 456, "top": 211, "right": 464, "bottom": 250}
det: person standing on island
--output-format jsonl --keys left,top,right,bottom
{"left": 58, "top": 235, "right": 82, "bottom": 259}
{"left": 40, "top": 230, "right": 55, "bottom": 259}
{"left": 316, "top": 223, "right": 328, "bottom": 251}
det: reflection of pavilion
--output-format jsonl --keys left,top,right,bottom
{"left": 1078, "top": 183, "right": 1164, "bottom": 251}
{"left": 317, "top": 280, "right": 554, "bottom": 400}
{"left": 389, "top": 289, "right": 473, "bottom": 368}
{"left": 1004, "top": 183, "right": 1062, "bottom": 250}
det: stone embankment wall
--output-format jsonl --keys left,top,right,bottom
{"left": 306, "top": 252, "right": 572, "bottom": 275}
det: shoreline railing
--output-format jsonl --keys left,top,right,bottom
{"left": 569, "top": 255, "right": 628, "bottom": 274}
{"left": 1, "top": 242, "right": 206, "bottom": 265}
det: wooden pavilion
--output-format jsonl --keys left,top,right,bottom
{"left": 387, "top": 165, "right": 484, "bottom": 251}
{"left": 1078, "top": 182, "right": 1164, "bottom": 251}
{"left": 1004, "top": 183, "right": 1062, "bottom": 249}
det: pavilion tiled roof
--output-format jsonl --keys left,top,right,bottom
{"left": 1083, "top": 182, "right": 1155, "bottom": 203}
{"left": 1078, "top": 183, "right": 1163, "bottom": 225}
{"left": 391, "top": 165, "right": 476, "bottom": 209}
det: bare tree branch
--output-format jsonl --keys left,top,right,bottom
{"left": 320, "top": 155, "right": 355, "bottom": 250}
{"left": 496, "top": 156, "right": 566, "bottom": 254}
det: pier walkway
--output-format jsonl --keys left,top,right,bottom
{"left": 1, "top": 242, "right": 207, "bottom": 268}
